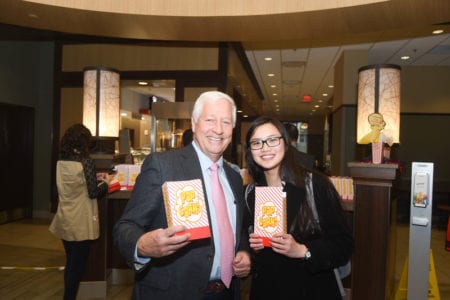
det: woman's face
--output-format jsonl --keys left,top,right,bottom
{"left": 249, "top": 123, "right": 285, "bottom": 173}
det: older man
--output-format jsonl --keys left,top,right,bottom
{"left": 113, "top": 91, "right": 251, "bottom": 300}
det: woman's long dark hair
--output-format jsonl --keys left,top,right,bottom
{"left": 245, "top": 116, "right": 320, "bottom": 239}
{"left": 60, "top": 124, "right": 92, "bottom": 159}
{"left": 245, "top": 116, "right": 306, "bottom": 187}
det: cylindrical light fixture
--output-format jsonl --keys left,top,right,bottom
{"left": 82, "top": 66, "right": 120, "bottom": 154}
{"left": 356, "top": 64, "right": 401, "bottom": 146}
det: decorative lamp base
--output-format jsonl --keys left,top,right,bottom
{"left": 90, "top": 137, "right": 117, "bottom": 155}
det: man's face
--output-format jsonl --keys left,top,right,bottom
{"left": 192, "top": 98, "right": 233, "bottom": 162}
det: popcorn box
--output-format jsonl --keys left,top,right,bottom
{"left": 254, "top": 186, "right": 286, "bottom": 247}
{"left": 330, "top": 176, "right": 354, "bottom": 202}
{"left": 347, "top": 178, "right": 354, "bottom": 201}
{"left": 107, "top": 177, "right": 121, "bottom": 193}
{"left": 162, "top": 179, "right": 211, "bottom": 240}
{"left": 127, "top": 164, "right": 141, "bottom": 190}
{"left": 113, "top": 164, "right": 142, "bottom": 191}
{"left": 115, "top": 164, "right": 129, "bottom": 190}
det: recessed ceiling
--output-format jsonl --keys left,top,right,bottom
{"left": 1, "top": 0, "right": 449, "bottom": 121}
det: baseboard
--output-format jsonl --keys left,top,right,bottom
{"left": 33, "top": 209, "right": 53, "bottom": 220}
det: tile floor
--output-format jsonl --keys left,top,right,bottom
{"left": 0, "top": 218, "right": 448, "bottom": 299}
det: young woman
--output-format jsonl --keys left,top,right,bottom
{"left": 49, "top": 123, "right": 114, "bottom": 300}
{"left": 244, "top": 116, "right": 353, "bottom": 300}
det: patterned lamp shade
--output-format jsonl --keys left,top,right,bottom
{"left": 83, "top": 67, "right": 120, "bottom": 138}
{"left": 356, "top": 64, "right": 401, "bottom": 146}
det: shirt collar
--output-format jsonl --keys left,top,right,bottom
{"left": 191, "top": 141, "right": 224, "bottom": 171}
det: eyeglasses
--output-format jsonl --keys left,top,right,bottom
{"left": 249, "top": 136, "right": 283, "bottom": 150}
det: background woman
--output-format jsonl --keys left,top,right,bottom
{"left": 49, "top": 123, "right": 113, "bottom": 300}
{"left": 244, "top": 116, "right": 353, "bottom": 300}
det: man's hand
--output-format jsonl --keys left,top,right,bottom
{"left": 233, "top": 250, "right": 251, "bottom": 277}
{"left": 137, "top": 225, "right": 191, "bottom": 258}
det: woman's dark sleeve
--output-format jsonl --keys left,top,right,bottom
{"left": 82, "top": 157, "right": 108, "bottom": 199}
{"left": 304, "top": 173, "right": 354, "bottom": 272}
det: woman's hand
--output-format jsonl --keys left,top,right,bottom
{"left": 269, "top": 233, "right": 308, "bottom": 258}
{"left": 249, "top": 232, "right": 264, "bottom": 251}
{"left": 97, "top": 172, "right": 114, "bottom": 185}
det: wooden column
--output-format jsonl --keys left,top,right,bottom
{"left": 349, "top": 162, "right": 398, "bottom": 300}
{"left": 78, "top": 155, "right": 127, "bottom": 297}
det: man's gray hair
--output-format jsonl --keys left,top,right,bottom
{"left": 191, "top": 91, "right": 237, "bottom": 127}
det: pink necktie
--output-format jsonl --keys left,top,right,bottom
{"left": 210, "top": 163, "right": 234, "bottom": 288}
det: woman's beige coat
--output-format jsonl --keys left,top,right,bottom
{"left": 49, "top": 161, "right": 99, "bottom": 241}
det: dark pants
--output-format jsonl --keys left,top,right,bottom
{"left": 62, "top": 240, "right": 91, "bottom": 300}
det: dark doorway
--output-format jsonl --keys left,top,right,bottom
{"left": 0, "top": 103, "right": 34, "bottom": 224}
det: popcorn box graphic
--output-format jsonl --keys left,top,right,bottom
{"left": 162, "top": 179, "right": 211, "bottom": 240}
{"left": 254, "top": 186, "right": 286, "bottom": 247}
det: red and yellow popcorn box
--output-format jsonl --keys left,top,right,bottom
{"left": 115, "top": 164, "right": 129, "bottom": 190}
{"left": 330, "top": 176, "right": 354, "bottom": 202}
{"left": 254, "top": 186, "right": 286, "bottom": 247}
{"left": 107, "top": 176, "right": 121, "bottom": 193}
{"left": 113, "top": 164, "right": 142, "bottom": 191}
{"left": 345, "top": 177, "right": 354, "bottom": 202}
{"left": 127, "top": 164, "right": 141, "bottom": 190}
{"left": 162, "top": 179, "right": 211, "bottom": 240}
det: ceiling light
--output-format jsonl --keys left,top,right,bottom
{"left": 272, "top": 93, "right": 277, "bottom": 96}
{"left": 267, "top": 73, "right": 275, "bottom": 77}
{"left": 322, "top": 93, "right": 328, "bottom": 97}
{"left": 432, "top": 29, "right": 444, "bottom": 35}
{"left": 138, "top": 81, "right": 148, "bottom": 86}
{"left": 264, "top": 57, "right": 272, "bottom": 61}
{"left": 270, "top": 85, "right": 277, "bottom": 88}
{"left": 237, "top": 110, "right": 243, "bottom": 113}
{"left": 243, "top": 114, "right": 248, "bottom": 118}
{"left": 314, "top": 105, "right": 320, "bottom": 108}
{"left": 401, "top": 56, "right": 410, "bottom": 60}
{"left": 274, "top": 99, "right": 278, "bottom": 103}
{"left": 328, "top": 85, "right": 334, "bottom": 88}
